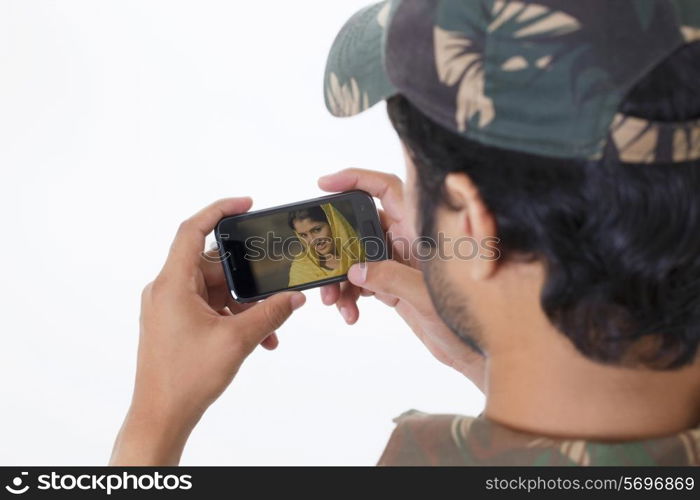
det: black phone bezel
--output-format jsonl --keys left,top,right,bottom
{"left": 214, "top": 190, "right": 388, "bottom": 303}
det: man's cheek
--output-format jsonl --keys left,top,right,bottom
{"left": 403, "top": 183, "right": 418, "bottom": 229}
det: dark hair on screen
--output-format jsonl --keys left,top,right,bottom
{"left": 387, "top": 42, "right": 700, "bottom": 370}
{"left": 288, "top": 206, "right": 328, "bottom": 232}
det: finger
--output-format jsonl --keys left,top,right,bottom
{"left": 374, "top": 291, "right": 400, "bottom": 308}
{"left": 360, "top": 288, "right": 375, "bottom": 297}
{"left": 200, "top": 246, "right": 237, "bottom": 310}
{"left": 206, "top": 284, "right": 237, "bottom": 312}
{"left": 377, "top": 208, "right": 393, "bottom": 232}
{"left": 318, "top": 168, "right": 404, "bottom": 222}
{"left": 200, "top": 247, "right": 229, "bottom": 288}
{"left": 200, "top": 241, "right": 257, "bottom": 314}
{"left": 347, "top": 261, "right": 430, "bottom": 314}
{"left": 320, "top": 283, "right": 340, "bottom": 306}
{"left": 226, "top": 298, "right": 255, "bottom": 314}
{"left": 261, "top": 332, "right": 279, "bottom": 350}
{"left": 163, "top": 197, "right": 253, "bottom": 280}
{"left": 231, "top": 292, "right": 306, "bottom": 352}
{"left": 336, "top": 281, "right": 361, "bottom": 325}
{"left": 379, "top": 208, "right": 411, "bottom": 265}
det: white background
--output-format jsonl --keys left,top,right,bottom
{"left": 0, "top": 0, "right": 484, "bottom": 465}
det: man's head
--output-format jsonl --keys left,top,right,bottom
{"left": 388, "top": 41, "right": 700, "bottom": 371}
{"left": 325, "top": 0, "right": 700, "bottom": 370}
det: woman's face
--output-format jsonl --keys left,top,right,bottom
{"left": 293, "top": 218, "right": 334, "bottom": 256}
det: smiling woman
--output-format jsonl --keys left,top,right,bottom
{"left": 287, "top": 204, "right": 364, "bottom": 287}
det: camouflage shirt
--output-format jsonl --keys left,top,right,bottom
{"left": 377, "top": 410, "right": 700, "bottom": 466}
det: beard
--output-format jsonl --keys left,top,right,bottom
{"left": 418, "top": 204, "right": 486, "bottom": 356}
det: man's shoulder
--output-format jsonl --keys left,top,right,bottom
{"left": 376, "top": 409, "right": 479, "bottom": 466}
{"left": 377, "top": 409, "right": 700, "bottom": 466}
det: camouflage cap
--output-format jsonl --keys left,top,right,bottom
{"left": 324, "top": 0, "right": 700, "bottom": 163}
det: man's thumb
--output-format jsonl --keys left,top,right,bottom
{"left": 347, "top": 261, "right": 425, "bottom": 306}
{"left": 233, "top": 292, "right": 306, "bottom": 350}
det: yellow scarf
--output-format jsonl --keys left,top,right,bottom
{"left": 288, "top": 203, "right": 364, "bottom": 287}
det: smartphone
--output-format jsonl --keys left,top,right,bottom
{"left": 215, "top": 190, "right": 388, "bottom": 303}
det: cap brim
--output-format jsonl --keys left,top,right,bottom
{"left": 324, "top": 1, "right": 397, "bottom": 117}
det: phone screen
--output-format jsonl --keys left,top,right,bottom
{"left": 216, "top": 191, "right": 387, "bottom": 302}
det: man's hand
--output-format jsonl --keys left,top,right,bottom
{"left": 318, "top": 169, "right": 485, "bottom": 391}
{"left": 109, "top": 198, "right": 306, "bottom": 466}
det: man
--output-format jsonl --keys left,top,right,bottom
{"left": 111, "top": 0, "right": 700, "bottom": 465}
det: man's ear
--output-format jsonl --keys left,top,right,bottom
{"left": 444, "top": 172, "right": 498, "bottom": 280}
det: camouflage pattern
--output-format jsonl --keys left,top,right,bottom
{"left": 325, "top": 0, "right": 700, "bottom": 163}
{"left": 377, "top": 410, "right": 700, "bottom": 466}
{"left": 327, "top": 0, "right": 700, "bottom": 469}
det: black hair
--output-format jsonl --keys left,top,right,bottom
{"left": 387, "top": 42, "right": 700, "bottom": 370}
{"left": 288, "top": 206, "right": 328, "bottom": 232}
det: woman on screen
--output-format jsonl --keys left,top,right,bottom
{"left": 287, "top": 204, "right": 364, "bottom": 287}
